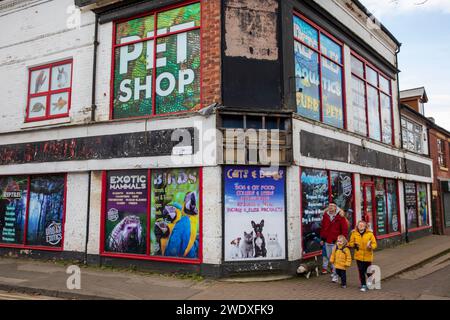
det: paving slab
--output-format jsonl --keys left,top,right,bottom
{"left": 0, "top": 235, "right": 448, "bottom": 300}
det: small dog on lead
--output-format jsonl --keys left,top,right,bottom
{"left": 296, "top": 256, "right": 320, "bottom": 279}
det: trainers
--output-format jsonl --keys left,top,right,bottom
{"left": 321, "top": 268, "right": 328, "bottom": 275}
{"left": 360, "top": 285, "right": 368, "bottom": 292}
{"left": 331, "top": 275, "right": 339, "bottom": 283}
{"left": 341, "top": 285, "right": 347, "bottom": 289}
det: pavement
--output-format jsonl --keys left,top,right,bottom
{"left": 0, "top": 234, "right": 449, "bottom": 300}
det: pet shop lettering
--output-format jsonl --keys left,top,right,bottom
{"left": 118, "top": 32, "right": 195, "bottom": 103}
{"left": 109, "top": 175, "right": 146, "bottom": 190}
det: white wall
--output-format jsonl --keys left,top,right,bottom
{"left": 63, "top": 172, "right": 89, "bottom": 252}
{"left": 201, "top": 166, "right": 222, "bottom": 264}
{"left": 286, "top": 165, "right": 301, "bottom": 261}
{"left": 0, "top": 0, "right": 96, "bottom": 134}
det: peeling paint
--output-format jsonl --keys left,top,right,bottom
{"left": 225, "top": 0, "right": 278, "bottom": 60}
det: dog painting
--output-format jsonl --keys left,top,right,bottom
{"left": 108, "top": 215, "right": 143, "bottom": 253}
{"left": 252, "top": 220, "right": 267, "bottom": 258}
{"left": 229, "top": 237, "right": 241, "bottom": 259}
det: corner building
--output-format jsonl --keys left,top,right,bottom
{"left": 0, "top": 0, "right": 433, "bottom": 277}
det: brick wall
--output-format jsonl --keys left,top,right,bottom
{"left": 429, "top": 128, "right": 450, "bottom": 234}
{"left": 201, "top": 0, "right": 222, "bottom": 107}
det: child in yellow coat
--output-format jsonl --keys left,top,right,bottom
{"left": 348, "top": 220, "right": 377, "bottom": 292}
{"left": 330, "top": 235, "right": 352, "bottom": 288}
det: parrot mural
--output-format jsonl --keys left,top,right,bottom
{"left": 164, "top": 191, "right": 199, "bottom": 258}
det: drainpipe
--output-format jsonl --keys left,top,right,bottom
{"left": 84, "top": 172, "right": 92, "bottom": 265}
{"left": 90, "top": 12, "right": 99, "bottom": 122}
{"left": 84, "top": 13, "right": 99, "bottom": 264}
{"left": 396, "top": 44, "right": 409, "bottom": 243}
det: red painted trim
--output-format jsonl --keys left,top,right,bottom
{"left": 198, "top": 167, "right": 204, "bottom": 263}
{"left": 99, "top": 171, "right": 107, "bottom": 254}
{"left": 109, "top": 20, "right": 116, "bottom": 120}
{"left": 408, "top": 226, "right": 432, "bottom": 233}
{"left": 101, "top": 252, "right": 201, "bottom": 265}
{"left": 60, "top": 173, "right": 68, "bottom": 251}
{"left": 302, "top": 251, "right": 321, "bottom": 259}
{"left": 395, "top": 179, "right": 402, "bottom": 234}
{"left": 26, "top": 59, "right": 73, "bottom": 122}
{"left": 293, "top": 12, "right": 344, "bottom": 46}
{"left": 99, "top": 168, "right": 202, "bottom": 265}
{"left": 151, "top": 13, "right": 157, "bottom": 117}
{"left": 299, "top": 167, "right": 356, "bottom": 256}
{"left": 146, "top": 169, "right": 151, "bottom": 256}
{"left": 351, "top": 173, "right": 356, "bottom": 229}
{"left": 376, "top": 231, "right": 401, "bottom": 240}
{"left": 109, "top": 0, "right": 202, "bottom": 120}
{"left": 0, "top": 174, "right": 67, "bottom": 251}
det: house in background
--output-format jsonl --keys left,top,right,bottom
{"left": 400, "top": 88, "right": 450, "bottom": 236}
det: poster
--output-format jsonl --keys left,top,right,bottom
{"left": 113, "top": 2, "right": 201, "bottom": 119}
{"left": 405, "top": 182, "right": 418, "bottom": 229}
{"left": 151, "top": 168, "right": 200, "bottom": 259}
{"left": 105, "top": 170, "right": 148, "bottom": 254}
{"left": 375, "top": 178, "right": 386, "bottom": 235}
{"left": 331, "top": 171, "right": 354, "bottom": 232}
{"left": 224, "top": 166, "right": 286, "bottom": 262}
{"left": 294, "top": 41, "right": 320, "bottom": 122}
{"left": 417, "top": 184, "right": 428, "bottom": 227}
{"left": 386, "top": 180, "right": 399, "bottom": 233}
{"left": 320, "top": 34, "right": 343, "bottom": 128}
{"left": 301, "top": 168, "right": 328, "bottom": 255}
{"left": 0, "top": 176, "right": 28, "bottom": 244}
{"left": 26, "top": 175, "right": 65, "bottom": 247}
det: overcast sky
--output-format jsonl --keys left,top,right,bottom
{"left": 359, "top": 0, "right": 450, "bottom": 131}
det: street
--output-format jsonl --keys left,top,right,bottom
{"left": 0, "top": 252, "right": 449, "bottom": 300}
{"left": 0, "top": 291, "right": 57, "bottom": 300}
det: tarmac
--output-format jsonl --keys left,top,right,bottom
{"left": 0, "top": 234, "right": 449, "bottom": 300}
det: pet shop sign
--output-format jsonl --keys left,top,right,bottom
{"left": 224, "top": 166, "right": 286, "bottom": 262}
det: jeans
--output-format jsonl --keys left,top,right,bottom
{"left": 322, "top": 243, "right": 336, "bottom": 275}
{"left": 335, "top": 268, "right": 347, "bottom": 286}
{"left": 357, "top": 260, "right": 372, "bottom": 286}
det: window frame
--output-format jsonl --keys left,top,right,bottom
{"left": 293, "top": 12, "right": 347, "bottom": 130}
{"left": 350, "top": 51, "right": 394, "bottom": 145}
{"left": 437, "top": 139, "right": 448, "bottom": 168}
{"left": 0, "top": 174, "right": 67, "bottom": 251}
{"left": 26, "top": 59, "right": 73, "bottom": 122}
{"left": 403, "top": 181, "right": 431, "bottom": 232}
{"left": 100, "top": 168, "right": 203, "bottom": 265}
{"left": 109, "top": 0, "right": 203, "bottom": 120}
{"left": 401, "top": 116, "right": 424, "bottom": 154}
{"left": 360, "top": 176, "right": 401, "bottom": 239}
{"left": 299, "top": 167, "right": 356, "bottom": 259}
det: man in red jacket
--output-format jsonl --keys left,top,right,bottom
{"left": 320, "top": 203, "right": 349, "bottom": 282}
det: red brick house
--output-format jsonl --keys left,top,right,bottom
{"left": 401, "top": 88, "right": 450, "bottom": 235}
